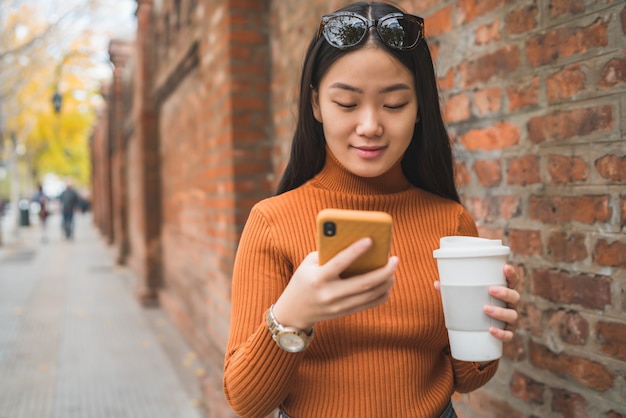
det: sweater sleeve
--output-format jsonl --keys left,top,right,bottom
{"left": 223, "top": 206, "right": 305, "bottom": 417}
{"left": 449, "top": 207, "right": 500, "bottom": 392}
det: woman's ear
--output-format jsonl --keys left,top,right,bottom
{"left": 311, "top": 87, "right": 322, "bottom": 123}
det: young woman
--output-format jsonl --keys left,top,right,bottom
{"left": 223, "top": 2, "right": 520, "bottom": 417}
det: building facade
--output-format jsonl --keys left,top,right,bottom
{"left": 90, "top": 0, "right": 626, "bottom": 416}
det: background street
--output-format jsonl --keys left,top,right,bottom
{"left": 0, "top": 212, "right": 207, "bottom": 418}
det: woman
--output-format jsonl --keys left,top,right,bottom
{"left": 223, "top": 2, "right": 520, "bottom": 417}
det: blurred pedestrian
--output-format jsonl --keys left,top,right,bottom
{"left": 31, "top": 184, "right": 49, "bottom": 242}
{"left": 59, "top": 179, "right": 80, "bottom": 240}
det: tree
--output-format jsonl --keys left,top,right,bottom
{"left": 0, "top": 0, "right": 135, "bottom": 192}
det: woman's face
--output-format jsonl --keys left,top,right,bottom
{"left": 312, "top": 46, "right": 418, "bottom": 178}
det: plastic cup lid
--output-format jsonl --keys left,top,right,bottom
{"left": 433, "top": 236, "right": 510, "bottom": 258}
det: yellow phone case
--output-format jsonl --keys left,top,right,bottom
{"left": 317, "top": 209, "right": 393, "bottom": 278}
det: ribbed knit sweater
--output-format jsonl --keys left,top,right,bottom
{"left": 223, "top": 151, "right": 499, "bottom": 418}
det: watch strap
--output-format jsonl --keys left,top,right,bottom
{"left": 266, "top": 304, "right": 314, "bottom": 352}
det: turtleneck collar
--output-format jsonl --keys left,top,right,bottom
{"left": 310, "top": 147, "right": 412, "bottom": 195}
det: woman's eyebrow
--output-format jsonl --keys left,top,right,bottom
{"left": 328, "top": 82, "right": 411, "bottom": 94}
{"left": 329, "top": 82, "right": 362, "bottom": 93}
{"left": 379, "top": 83, "right": 411, "bottom": 94}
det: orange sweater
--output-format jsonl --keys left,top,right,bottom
{"left": 224, "top": 152, "right": 498, "bottom": 418}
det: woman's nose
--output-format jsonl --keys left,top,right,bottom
{"left": 356, "top": 109, "right": 383, "bottom": 137}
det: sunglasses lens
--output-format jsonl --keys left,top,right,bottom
{"left": 379, "top": 16, "right": 421, "bottom": 49}
{"left": 323, "top": 15, "right": 367, "bottom": 48}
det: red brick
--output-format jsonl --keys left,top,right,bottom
{"left": 549, "top": 0, "right": 585, "bottom": 16}
{"left": 546, "top": 64, "right": 585, "bottom": 102}
{"left": 410, "top": 0, "right": 444, "bottom": 14}
{"left": 530, "top": 269, "right": 611, "bottom": 310}
{"left": 465, "top": 197, "right": 489, "bottom": 222}
{"left": 529, "top": 195, "right": 611, "bottom": 225}
{"left": 509, "top": 229, "right": 542, "bottom": 256}
{"left": 507, "top": 155, "right": 541, "bottom": 186}
{"left": 529, "top": 340, "right": 614, "bottom": 391}
{"left": 456, "top": 390, "right": 525, "bottom": 418}
{"left": 622, "top": 7, "right": 626, "bottom": 34}
{"left": 547, "top": 309, "right": 589, "bottom": 345}
{"left": 503, "top": 333, "right": 526, "bottom": 361}
{"left": 595, "top": 321, "right": 626, "bottom": 362}
{"left": 526, "top": 18, "right": 609, "bottom": 67}
{"left": 547, "top": 155, "right": 588, "bottom": 184}
{"left": 607, "top": 411, "right": 626, "bottom": 418}
{"left": 460, "top": 122, "right": 520, "bottom": 150}
{"left": 595, "top": 154, "right": 626, "bottom": 181}
{"left": 473, "top": 159, "right": 502, "bottom": 187}
{"left": 426, "top": 6, "right": 453, "bottom": 36}
{"left": 507, "top": 77, "right": 540, "bottom": 111}
{"left": 464, "top": 195, "right": 521, "bottom": 222}
{"left": 455, "top": 161, "right": 471, "bottom": 186}
{"left": 505, "top": 3, "right": 538, "bottom": 35}
{"left": 475, "top": 19, "right": 500, "bottom": 45}
{"left": 459, "top": 45, "right": 520, "bottom": 87}
{"left": 519, "top": 302, "right": 543, "bottom": 337}
{"left": 527, "top": 106, "right": 613, "bottom": 143}
{"left": 547, "top": 231, "right": 587, "bottom": 262}
{"left": 438, "top": 68, "right": 454, "bottom": 90}
{"left": 231, "top": 0, "right": 264, "bottom": 10}
{"left": 499, "top": 195, "right": 521, "bottom": 219}
{"left": 458, "top": 0, "right": 514, "bottom": 23}
{"left": 474, "top": 87, "right": 502, "bottom": 115}
{"left": 594, "top": 239, "right": 626, "bottom": 268}
{"left": 444, "top": 93, "right": 471, "bottom": 123}
{"left": 511, "top": 371, "right": 545, "bottom": 404}
{"left": 551, "top": 389, "right": 588, "bottom": 418}
{"left": 477, "top": 226, "right": 504, "bottom": 240}
{"left": 598, "top": 57, "right": 626, "bottom": 89}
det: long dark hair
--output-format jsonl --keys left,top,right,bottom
{"left": 276, "top": 1, "right": 460, "bottom": 204}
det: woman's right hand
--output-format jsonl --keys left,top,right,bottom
{"left": 271, "top": 238, "right": 398, "bottom": 331}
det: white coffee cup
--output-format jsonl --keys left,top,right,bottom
{"left": 433, "top": 236, "right": 510, "bottom": 362}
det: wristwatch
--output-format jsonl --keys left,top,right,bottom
{"left": 266, "top": 304, "right": 314, "bottom": 353}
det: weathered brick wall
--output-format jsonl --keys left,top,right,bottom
{"left": 269, "top": 1, "right": 626, "bottom": 417}
{"left": 92, "top": 0, "right": 624, "bottom": 416}
{"left": 90, "top": 97, "right": 112, "bottom": 242}
{"left": 423, "top": 1, "right": 625, "bottom": 417}
{"left": 144, "top": 1, "right": 273, "bottom": 414}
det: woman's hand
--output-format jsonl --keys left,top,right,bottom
{"left": 484, "top": 264, "right": 520, "bottom": 342}
{"left": 272, "top": 238, "right": 398, "bottom": 331}
{"left": 433, "top": 264, "right": 520, "bottom": 343}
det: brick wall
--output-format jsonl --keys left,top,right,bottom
{"left": 91, "top": 0, "right": 625, "bottom": 416}
{"left": 412, "top": 1, "right": 626, "bottom": 417}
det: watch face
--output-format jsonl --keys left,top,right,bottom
{"left": 278, "top": 332, "right": 306, "bottom": 352}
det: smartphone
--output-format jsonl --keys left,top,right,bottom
{"left": 316, "top": 209, "right": 393, "bottom": 278}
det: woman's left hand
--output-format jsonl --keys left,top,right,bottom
{"left": 434, "top": 264, "right": 520, "bottom": 343}
{"left": 483, "top": 264, "right": 520, "bottom": 343}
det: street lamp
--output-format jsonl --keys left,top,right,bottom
{"left": 52, "top": 91, "right": 63, "bottom": 113}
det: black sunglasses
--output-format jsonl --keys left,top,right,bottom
{"left": 317, "top": 11, "right": 424, "bottom": 50}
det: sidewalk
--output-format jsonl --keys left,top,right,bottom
{"left": 0, "top": 212, "right": 208, "bottom": 418}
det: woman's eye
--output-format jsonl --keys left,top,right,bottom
{"left": 385, "top": 103, "right": 408, "bottom": 109}
{"left": 334, "top": 101, "right": 356, "bottom": 109}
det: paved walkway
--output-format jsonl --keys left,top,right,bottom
{"left": 0, "top": 212, "right": 207, "bottom": 418}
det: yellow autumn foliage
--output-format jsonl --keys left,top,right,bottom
{"left": 1, "top": 1, "right": 116, "bottom": 189}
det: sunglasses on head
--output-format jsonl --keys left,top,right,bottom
{"left": 317, "top": 11, "right": 424, "bottom": 50}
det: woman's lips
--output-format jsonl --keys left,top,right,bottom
{"left": 352, "top": 146, "right": 385, "bottom": 159}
